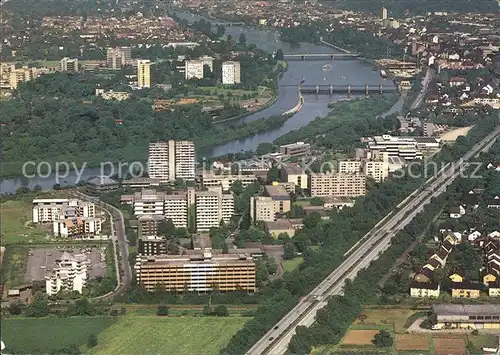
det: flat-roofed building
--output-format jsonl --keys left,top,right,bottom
{"left": 32, "top": 199, "right": 96, "bottom": 223}
{"left": 201, "top": 173, "right": 257, "bottom": 191}
{"left": 309, "top": 173, "right": 366, "bottom": 197}
{"left": 137, "top": 59, "right": 151, "bottom": 88}
{"left": 185, "top": 60, "right": 204, "bottom": 79}
{"left": 250, "top": 184, "right": 291, "bottom": 223}
{"left": 9, "top": 66, "right": 37, "bottom": 89}
{"left": 135, "top": 251, "right": 256, "bottom": 292}
{"left": 323, "top": 196, "right": 355, "bottom": 210}
{"left": 368, "top": 135, "right": 440, "bottom": 161}
{"left": 364, "top": 157, "right": 389, "bottom": 182}
{"left": 279, "top": 142, "right": 311, "bottom": 158}
{"left": 121, "top": 177, "right": 162, "bottom": 189}
{"left": 265, "top": 219, "right": 296, "bottom": 238}
{"left": 129, "top": 189, "right": 166, "bottom": 216}
{"left": 138, "top": 236, "right": 167, "bottom": 256}
{"left": 339, "top": 161, "right": 362, "bottom": 174}
{"left": 280, "top": 164, "right": 308, "bottom": 190}
{"left": 148, "top": 140, "right": 196, "bottom": 183}
{"left": 137, "top": 214, "right": 165, "bottom": 237}
{"left": 59, "top": 57, "right": 79, "bottom": 72}
{"left": 86, "top": 176, "right": 119, "bottom": 194}
{"left": 53, "top": 217, "right": 102, "bottom": 238}
{"left": 222, "top": 61, "right": 241, "bottom": 85}
{"left": 164, "top": 192, "right": 190, "bottom": 228}
{"left": 196, "top": 187, "right": 234, "bottom": 232}
{"left": 432, "top": 304, "right": 500, "bottom": 329}
{"left": 46, "top": 252, "right": 87, "bottom": 295}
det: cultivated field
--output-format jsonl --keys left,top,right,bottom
{"left": 341, "top": 330, "right": 379, "bottom": 346}
{"left": 1, "top": 317, "right": 116, "bottom": 354}
{"left": 354, "top": 307, "right": 420, "bottom": 333}
{"left": 0, "top": 199, "right": 50, "bottom": 244}
{"left": 395, "top": 334, "right": 429, "bottom": 351}
{"left": 86, "top": 316, "right": 249, "bottom": 355}
{"left": 433, "top": 335, "right": 467, "bottom": 355}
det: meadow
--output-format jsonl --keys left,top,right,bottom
{"left": 87, "top": 316, "right": 249, "bottom": 355}
{"left": 1, "top": 317, "right": 117, "bottom": 354}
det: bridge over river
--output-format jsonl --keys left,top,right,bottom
{"left": 283, "top": 53, "right": 360, "bottom": 60}
{"left": 281, "top": 84, "right": 398, "bottom": 95}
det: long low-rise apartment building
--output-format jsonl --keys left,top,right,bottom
{"left": 309, "top": 173, "right": 367, "bottom": 197}
{"left": 53, "top": 217, "right": 102, "bottom": 238}
{"left": 135, "top": 250, "right": 256, "bottom": 292}
{"left": 200, "top": 173, "right": 257, "bottom": 191}
{"left": 367, "top": 135, "right": 440, "bottom": 160}
{"left": 32, "top": 199, "right": 96, "bottom": 223}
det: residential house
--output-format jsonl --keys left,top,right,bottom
{"left": 449, "top": 76, "right": 467, "bottom": 87}
{"left": 483, "top": 269, "right": 498, "bottom": 286}
{"left": 488, "top": 281, "right": 500, "bottom": 297}
{"left": 409, "top": 281, "right": 440, "bottom": 298}
{"left": 488, "top": 196, "right": 500, "bottom": 209}
{"left": 449, "top": 205, "right": 466, "bottom": 219}
{"left": 414, "top": 267, "right": 433, "bottom": 283}
{"left": 468, "top": 231, "right": 482, "bottom": 242}
{"left": 424, "top": 258, "right": 442, "bottom": 271}
{"left": 450, "top": 281, "right": 482, "bottom": 299}
{"left": 449, "top": 272, "right": 464, "bottom": 283}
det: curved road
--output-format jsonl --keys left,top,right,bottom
{"left": 247, "top": 127, "right": 499, "bottom": 355}
{"left": 72, "top": 190, "right": 132, "bottom": 299}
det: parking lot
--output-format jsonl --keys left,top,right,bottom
{"left": 24, "top": 247, "right": 107, "bottom": 282}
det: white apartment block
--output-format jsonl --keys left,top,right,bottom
{"left": 59, "top": 57, "right": 78, "bottom": 72}
{"left": 200, "top": 56, "right": 214, "bottom": 71}
{"left": 222, "top": 61, "right": 241, "bottom": 85}
{"left": 309, "top": 173, "right": 367, "bottom": 197}
{"left": 131, "top": 189, "right": 166, "bottom": 216}
{"left": 185, "top": 60, "right": 204, "bottom": 79}
{"left": 148, "top": 140, "right": 195, "bottom": 183}
{"left": 364, "top": 160, "right": 389, "bottom": 182}
{"left": 46, "top": 252, "right": 87, "bottom": 295}
{"left": 164, "top": 194, "right": 189, "bottom": 228}
{"left": 201, "top": 173, "right": 257, "bottom": 191}
{"left": 196, "top": 187, "right": 234, "bottom": 232}
{"left": 32, "top": 199, "right": 96, "bottom": 223}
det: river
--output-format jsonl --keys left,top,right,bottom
{"left": 0, "top": 11, "right": 400, "bottom": 194}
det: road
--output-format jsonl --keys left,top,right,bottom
{"left": 72, "top": 190, "right": 132, "bottom": 299}
{"left": 247, "top": 127, "right": 499, "bottom": 355}
{"left": 410, "top": 67, "right": 433, "bottom": 110}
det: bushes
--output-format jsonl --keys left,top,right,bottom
{"left": 157, "top": 304, "right": 169, "bottom": 316}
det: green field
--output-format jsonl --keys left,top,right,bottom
{"left": 87, "top": 316, "right": 249, "bottom": 355}
{"left": 0, "top": 199, "right": 52, "bottom": 244}
{"left": 283, "top": 257, "right": 304, "bottom": 272}
{"left": 1, "top": 317, "right": 117, "bottom": 354}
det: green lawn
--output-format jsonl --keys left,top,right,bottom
{"left": 283, "top": 256, "right": 304, "bottom": 272}
{"left": 467, "top": 334, "right": 499, "bottom": 350}
{"left": 1, "top": 317, "right": 117, "bottom": 354}
{"left": 1, "top": 199, "right": 53, "bottom": 244}
{"left": 1, "top": 246, "right": 29, "bottom": 288}
{"left": 87, "top": 316, "right": 249, "bottom": 355}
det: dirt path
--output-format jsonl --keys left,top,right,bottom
{"left": 440, "top": 126, "right": 473, "bottom": 142}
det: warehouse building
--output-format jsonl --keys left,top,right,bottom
{"left": 433, "top": 304, "right": 500, "bottom": 330}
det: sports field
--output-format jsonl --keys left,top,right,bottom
{"left": 1, "top": 317, "right": 117, "bottom": 354}
{"left": 87, "top": 316, "right": 249, "bottom": 355}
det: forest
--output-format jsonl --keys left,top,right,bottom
{"left": 0, "top": 71, "right": 287, "bottom": 178}
{"left": 220, "top": 113, "right": 499, "bottom": 354}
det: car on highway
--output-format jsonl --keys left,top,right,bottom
{"left": 269, "top": 337, "right": 274, "bottom": 341}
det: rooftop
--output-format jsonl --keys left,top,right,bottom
{"left": 433, "top": 304, "right": 500, "bottom": 316}
{"left": 264, "top": 184, "right": 290, "bottom": 199}
{"left": 282, "top": 163, "right": 306, "bottom": 175}
{"left": 265, "top": 219, "right": 293, "bottom": 231}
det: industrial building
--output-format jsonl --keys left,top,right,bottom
{"left": 433, "top": 304, "right": 500, "bottom": 330}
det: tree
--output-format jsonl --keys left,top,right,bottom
{"left": 87, "top": 334, "right": 98, "bottom": 348}
{"left": 158, "top": 219, "right": 176, "bottom": 238}
{"left": 310, "top": 197, "right": 324, "bottom": 206}
{"left": 372, "top": 330, "right": 393, "bottom": 348}
{"left": 238, "top": 33, "right": 247, "bottom": 46}
{"left": 8, "top": 302, "right": 22, "bottom": 315}
{"left": 203, "top": 304, "right": 213, "bottom": 316}
{"left": 256, "top": 142, "right": 275, "bottom": 156}
{"left": 216, "top": 25, "right": 225, "bottom": 38}
{"left": 222, "top": 243, "right": 229, "bottom": 254}
{"left": 25, "top": 292, "right": 50, "bottom": 317}
{"left": 275, "top": 48, "right": 284, "bottom": 61}
{"left": 214, "top": 305, "right": 229, "bottom": 317}
{"left": 75, "top": 297, "right": 94, "bottom": 316}
{"left": 266, "top": 165, "right": 281, "bottom": 183}
{"left": 157, "top": 304, "right": 169, "bottom": 316}
{"left": 283, "top": 243, "right": 297, "bottom": 260}
{"left": 303, "top": 212, "right": 321, "bottom": 229}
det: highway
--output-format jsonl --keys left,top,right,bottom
{"left": 247, "top": 127, "right": 499, "bottom": 355}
